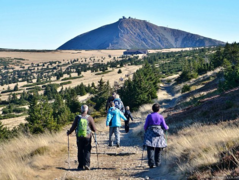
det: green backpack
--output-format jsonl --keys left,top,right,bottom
{"left": 77, "top": 115, "right": 90, "bottom": 137}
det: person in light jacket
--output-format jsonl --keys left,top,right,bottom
{"left": 106, "top": 101, "right": 127, "bottom": 147}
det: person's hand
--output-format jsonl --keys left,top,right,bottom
{"left": 67, "top": 130, "right": 70, "bottom": 136}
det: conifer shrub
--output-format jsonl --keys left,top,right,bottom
{"left": 181, "top": 84, "right": 191, "bottom": 93}
{"left": 118, "top": 69, "right": 122, "bottom": 73}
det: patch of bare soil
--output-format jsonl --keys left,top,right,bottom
{"left": 1, "top": 115, "right": 27, "bottom": 129}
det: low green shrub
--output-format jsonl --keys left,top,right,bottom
{"left": 182, "top": 84, "right": 191, "bottom": 93}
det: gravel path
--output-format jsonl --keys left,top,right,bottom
{"left": 55, "top": 79, "right": 179, "bottom": 180}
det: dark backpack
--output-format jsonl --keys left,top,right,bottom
{"left": 114, "top": 99, "right": 125, "bottom": 113}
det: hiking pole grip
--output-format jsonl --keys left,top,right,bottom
{"left": 95, "top": 133, "right": 97, "bottom": 143}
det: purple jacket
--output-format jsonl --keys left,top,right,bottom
{"left": 144, "top": 112, "right": 168, "bottom": 131}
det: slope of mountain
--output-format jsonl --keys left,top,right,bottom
{"left": 57, "top": 17, "right": 225, "bottom": 50}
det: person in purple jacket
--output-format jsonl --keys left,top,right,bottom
{"left": 143, "top": 103, "right": 169, "bottom": 168}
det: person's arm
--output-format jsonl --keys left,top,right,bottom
{"left": 67, "top": 116, "right": 78, "bottom": 135}
{"left": 161, "top": 116, "right": 169, "bottom": 130}
{"left": 88, "top": 116, "right": 97, "bottom": 132}
{"left": 119, "top": 110, "right": 127, "bottom": 121}
{"left": 121, "top": 101, "right": 125, "bottom": 113}
{"left": 129, "top": 111, "right": 134, "bottom": 121}
{"left": 144, "top": 115, "right": 150, "bottom": 131}
{"left": 106, "top": 112, "right": 113, "bottom": 126}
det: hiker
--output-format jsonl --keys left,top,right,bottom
{"left": 124, "top": 106, "right": 133, "bottom": 133}
{"left": 113, "top": 94, "right": 125, "bottom": 113}
{"left": 67, "top": 105, "right": 97, "bottom": 170}
{"left": 143, "top": 103, "right": 169, "bottom": 168}
{"left": 106, "top": 101, "right": 127, "bottom": 147}
{"left": 105, "top": 92, "right": 117, "bottom": 113}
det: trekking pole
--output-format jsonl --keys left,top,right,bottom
{"left": 140, "top": 145, "right": 145, "bottom": 167}
{"left": 165, "top": 130, "right": 168, "bottom": 165}
{"left": 68, "top": 135, "right": 70, "bottom": 169}
{"left": 92, "top": 133, "right": 100, "bottom": 169}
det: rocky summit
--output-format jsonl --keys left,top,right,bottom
{"left": 57, "top": 17, "right": 225, "bottom": 50}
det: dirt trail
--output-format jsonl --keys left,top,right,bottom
{"left": 54, "top": 76, "right": 178, "bottom": 180}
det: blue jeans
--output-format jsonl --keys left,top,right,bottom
{"left": 109, "top": 127, "right": 120, "bottom": 145}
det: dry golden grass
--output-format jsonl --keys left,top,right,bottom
{"left": 0, "top": 131, "right": 68, "bottom": 180}
{"left": 0, "top": 50, "right": 125, "bottom": 63}
{"left": 166, "top": 122, "right": 239, "bottom": 177}
{"left": 129, "top": 81, "right": 239, "bottom": 178}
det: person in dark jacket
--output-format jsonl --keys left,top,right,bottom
{"left": 67, "top": 105, "right": 97, "bottom": 170}
{"left": 143, "top": 103, "right": 169, "bottom": 168}
{"left": 105, "top": 92, "right": 116, "bottom": 113}
{"left": 124, "top": 106, "right": 133, "bottom": 133}
{"left": 106, "top": 101, "right": 127, "bottom": 147}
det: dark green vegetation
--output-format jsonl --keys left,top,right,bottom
{"left": 0, "top": 57, "right": 25, "bottom": 67}
{"left": 61, "top": 75, "right": 83, "bottom": 81}
{"left": 217, "top": 43, "right": 239, "bottom": 91}
{"left": 2, "top": 43, "right": 239, "bottom": 143}
{"left": 119, "top": 62, "right": 159, "bottom": 111}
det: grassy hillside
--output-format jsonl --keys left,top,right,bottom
{"left": 1, "top": 43, "right": 239, "bottom": 179}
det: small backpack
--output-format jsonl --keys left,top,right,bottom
{"left": 114, "top": 99, "right": 125, "bottom": 113}
{"left": 76, "top": 115, "right": 91, "bottom": 137}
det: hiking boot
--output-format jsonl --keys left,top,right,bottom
{"left": 116, "top": 143, "right": 120, "bottom": 147}
{"left": 149, "top": 165, "right": 154, "bottom": 168}
{"left": 84, "top": 165, "right": 90, "bottom": 170}
{"left": 108, "top": 144, "right": 112, "bottom": 147}
{"left": 155, "top": 163, "right": 161, "bottom": 167}
{"left": 77, "top": 165, "right": 84, "bottom": 171}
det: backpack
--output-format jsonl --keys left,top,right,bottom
{"left": 76, "top": 115, "right": 91, "bottom": 137}
{"left": 114, "top": 99, "right": 125, "bottom": 113}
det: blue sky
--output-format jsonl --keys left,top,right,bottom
{"left": 0, "top": 0, "right": 238, "bottom": 49}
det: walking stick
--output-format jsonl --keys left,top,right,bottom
{"left": 140, "top": 145, "right": 145, "bottom": 167}
{"left": 165, "top": 130, "right": 168, "bottom": 165}
{"left": 68, "top": 135, "right": 70, "bottom": 169}
{"left": 92, "top": 133, "right": 99, "bottom": 169}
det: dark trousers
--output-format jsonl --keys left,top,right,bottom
{"left": 124, "top": 120, "right": 129, "bottom": 133}
{"left": 147, "top": 146, "right": 162, "bottom": 167}
{"left": 77, "top": 137, "right": 92, "bottom": 168}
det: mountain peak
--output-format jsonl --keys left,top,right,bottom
{"left": 57, "top": 18, "right": 225, "bottom": 50}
